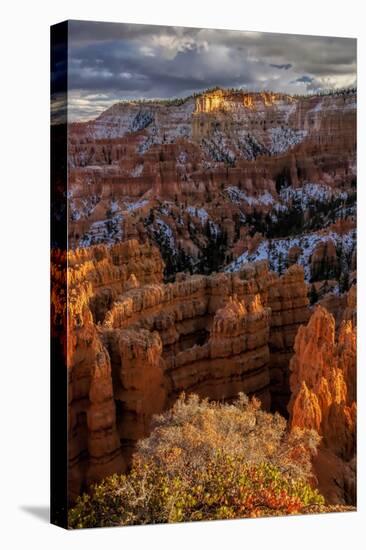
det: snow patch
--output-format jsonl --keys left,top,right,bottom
{"left": 187, "top": 206, "right": 209, "bottom": 224}
{"left": 268, "top": 127, "right": 307, "bottom": 154}
{"left": 177, "top": 151, "right": 188, "bottom": 164}
{"left": 130, "top": 164, "right": 144, "bottom": 177}
{"left": 225, "top": 186, "right": 276, "bottom": 207}
{"left": 280, "top": 182, "right": 348, "bottom": 206}
{"left": 78, "top": 213, "right": 123, "bottom": 247}
{"left": 69, "top": 195, "right": 100, "bottom": 221}
{"left": 226, "top": 229, "right": 356, "bottom": 281}
{"left": 126, "top": 199, "right": 149, "bottom": 212}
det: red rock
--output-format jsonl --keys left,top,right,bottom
{"left": 61, "top": 87, "right": 356, "bottom": 504}
{"left": 288, "top": 305, "right": 356, "bottom": 503}
{"left": 60, "top": 240, "right": 312, "bottom": 499}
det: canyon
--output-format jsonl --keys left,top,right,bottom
{"left": 56, "top": 87, "right": 357, "bottom": 505}
{"left": 67, "top": 88, "right": 356, "bottom": 290}
{"left": 62, "top": 240, "right": 310, "bottom": 500}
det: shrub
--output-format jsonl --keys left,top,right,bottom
{"left": 137, "top": 393, "right": 320, "bottom": 482}
{"left": 69, "top": 393, "right": 324, "bottom": 528}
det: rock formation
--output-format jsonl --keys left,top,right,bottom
{"left": 61, "top": 240, "right": 310, "bottom": 500}
{"left": 60, "top": 87, "right": 357, "bottom": 507}
{"left": 66, "top": 88, "right": 356, "bottom": 292}
{"left": 288, "top": 305, "right": 356, "bottom": 503}
{"left": 310, "top": 239, "right": 339, "bottom": 281}
{"left": 267, "top": 265, "right": 310, "bottom": 414}
{"left": 56, "top": 239, "right": 164, "bottom": 501}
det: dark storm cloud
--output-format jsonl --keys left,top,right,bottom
{"left": 292, "top": 75, "right": 314, "bottom": 83}
{"left": 67, "top": 20, "right": 356, "bottom": 121}
{"left": 270, "top": 63, "right": 292, "bottom": 70}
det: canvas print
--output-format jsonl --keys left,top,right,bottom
{"left": 51, "top": 20, "right": 357, "bottom": 529}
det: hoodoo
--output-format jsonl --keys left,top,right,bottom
{"left": 289, "top": 303, "right": 356, "bottom": 503}
{"left": 62, "top": 87, "right": 356, "bottom": 505}
{"left": 56, "top": 239, "right": 313, "bottom": 500}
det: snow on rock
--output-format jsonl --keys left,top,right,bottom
{"left": 309, "top": 102, "right": 323, "bottom": 114}
{"left": 282, "top": 101, "right": 297, "bottom": 122}
{"left": 110, "top": 200, "right": 119, "bottom": 213}
{"left": 78, "top": 213, "right": 123, "bottom": 247}
{"left": 89, "top": 110, "right": 137, "bottom": 140}
{"left": 185, "top": 205, "right": 220, "bottom": 236}
{"left": 308, "top": 97, "right": 356, "bottom": 113}
{"left": 344, "top": 101, "right": 357, "bottom": 110}
{"left": 256, "top": 191, "right": 275, "bottom": 206}
{"left": 70, "top": 195, "right": 100, "bottom": 221}
{"left": 157, "top": 202, "right": 174, "bottom": 216}
{"left": 225, "top": 186, "right": 276, "bottom": 207}
{"left": 177, "top": 151, "right": 188, "bottom": 164}
{"left": 130, "top": 164, "right": 144, "bottom": 177}
{"left": 125, "top": 199, "right": 149, "bottom": 212}
{"left": 223, "top": 182, "right": 351, "bottom": 225}
{"left": 226, "top": 229, "right": 356, "bottom": 280}
{"left": 130, "top": 110, "right": 154, "bottom": 132}
{"left": 225, "top": 186, "right": 248, "bottom": 204}
{"left": 85, "top": 99, "right": 194, "bottom": 145}
{"left": 138, "top": 125, "right": 159, "bottom": 154}
{"left": 149, "top": 218, "right": 177, "bottom": 256}
{"left": 202, "top": 132, "right": 236, "bottom": 164}
{"left": 279, "top": 182, "right": 348, "bottom": 206}
{"left": 236, "top": 132, "right": 269, "bottom": 160}
{"left": 187, "top": 206, "right": 209, "bottom": 224}
{"left": 208, "top": 220, "right": 220, "bottom": 238}
{"left": 268, "top": 127, "right": 307, "bottom": 155}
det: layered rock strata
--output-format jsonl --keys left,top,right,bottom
{"left": 288, "top": 303, "right": 356, "bottom": 503}
{"left": 67, "top": 90, "right": 356, "bottom": 288}
{"left": 63, "top": 241, "right": 310, "bottom": 499}
{"left": 64, "top": 240, "right": 164, "bottom": 500}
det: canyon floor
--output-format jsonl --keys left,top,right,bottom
{"left": 53, "top": 87, "right": 356, "bottom": 514}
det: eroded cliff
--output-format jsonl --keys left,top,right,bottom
{"left": 288, "top": 301, "right": 356, "bottom": 504}
{"left": 61, "top": 240, "right": 310, "bottom": 500}
{"left": 60, "top": 87, "right": 356, "bottom": 507}
{"left": 67, "top": 88, "right": 356, "bottom": 292}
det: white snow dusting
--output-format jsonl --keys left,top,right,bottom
{"left": 187, "top": 206, "right": 209, "bottom": 224}
{"left": 226, "top": 229, "right": 356, "bottom": 281}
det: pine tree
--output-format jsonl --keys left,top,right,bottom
{"left": 310, "top": 284, "right": 318, "bottom": 305}
{"left": 278, "top": 252, "right": 283, "bottom": 275}
{"left": 339, "top": 271, "right": 350, "bottom": 294}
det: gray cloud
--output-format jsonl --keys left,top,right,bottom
{"left": 66, "top": 20, "right": 356, "bottom": 121}
{"left": 270, "top": 63, "right": 292, "bottom": 70}
{"left": 292, "top": 75, "right": 314, "bottom": 83}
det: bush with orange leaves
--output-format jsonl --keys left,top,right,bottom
{"left": 69, "top": 393, "right": 324, "bottom": 528}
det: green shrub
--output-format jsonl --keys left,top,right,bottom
{"left": 69, "top": 394, "right": 324, "bottom": 528}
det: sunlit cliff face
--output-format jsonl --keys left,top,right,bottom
{"left": 242, "top": 92, "right": 280, "bottom": 109}
{"left": 261, "top": 92, "right": 280, "bottom": 106}
{"left": 242, "top": 93, "right": 284, "bottom": 108}
{"left": 243, "top": 95, "right": 254, "bottom": 109}
{"left": 194, "top": 89, "right": 293, "bottom": 114}
{"left": 194, "top": 90, "right": 225, "bottom": 113}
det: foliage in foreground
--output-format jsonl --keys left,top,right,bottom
{"left": 69, "top": 394, "right": 324, "bottom": 528}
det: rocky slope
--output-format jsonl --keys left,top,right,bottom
{"left": 68, "top": 88, "right": 356, "bottom": 294}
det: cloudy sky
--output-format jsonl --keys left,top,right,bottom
{"left": 64, "top": 20, "right": 356, "bottom": 121}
